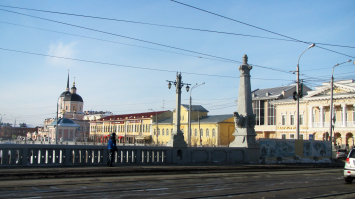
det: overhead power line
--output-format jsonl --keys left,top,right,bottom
{"left": 0, "top": 4, "right": 354, "bottom": 49}
{"left": 0, "top": 21, "right": 237, "bottom": 64}
{"left": 0, "top": 9, "right": 293, "bottom": 74}
{"left": 170, "top": 0, "right": 355, "bottom": 59}
{"left": 0, "top": 47, "right": 291, "bottom": 81}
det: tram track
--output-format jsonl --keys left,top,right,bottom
{"left": 0, "top": 169, "right": 349, "bottom": 198}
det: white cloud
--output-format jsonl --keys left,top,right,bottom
{"left": 46, "top": 41, "right": 77, "bottom": 66}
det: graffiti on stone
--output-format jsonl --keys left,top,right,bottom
{"left": 303, "top": 141, "right": 330, "bottom": 157}
{"left": 260, "top": 140, "right": 295, "bottom": 157}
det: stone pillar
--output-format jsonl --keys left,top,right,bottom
{"left": 309, "top": 107, "right": 313, "bottom": 128}
{"left": 319, "top": 106, "right": 324, "bottom": 127}
{"left": 342, "top": 104, "right": 347, "bottom": 127}
{"left": 229, "top": 55, "right": 260, "bottom": 163}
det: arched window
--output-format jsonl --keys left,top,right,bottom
{"left": 212, "top": 129, "right": 216, "bottom": 137}
{"left": 194, "top": 129, "right": 197, "bottom": 137}
{"left": 158, "top": 128, "right": 160, "bottom": 135}
{"left": 200, "top": 129, "right": 203, "bottom": 137}
{"left": 162, "top": 129, "right": 165, "bottom": 135}
{"left": 154, "top": 129, "right": 156, "bottom": 135}
{"left": 166, "top": 129, "right": 169, "bottom": 136}
{"left": 206, "top": 129, "right": 210, "bottom": 137}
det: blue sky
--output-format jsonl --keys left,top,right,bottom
{"left": 0, "top": 0, "right": 354, "bottom": 127}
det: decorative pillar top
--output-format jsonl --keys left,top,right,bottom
{"left": 243, "top": 54, "right": 248, "bottom": 64}
{"left": 239, "top": 54, "right": 253, "bottom": 75}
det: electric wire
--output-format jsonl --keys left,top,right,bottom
{"left": 0, "top": 8, "right": 294, "bottom": 74}
{"left": 0, "top": 4, "right": 354, "bottom": 49}
{"left": 0, "top": 21, "right": 236, "bottom": 64}
{"left": 0, "top": 47, "right": 292, "bottom": 81}
{"left": 170, "top": 0, "right": 355, "bottom": 59}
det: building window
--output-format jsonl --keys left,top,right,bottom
{"left": 253, "top": 100, "right": 265, "bottom": 125}
{"left": 166, "top": 129, "right": 169, "bottom": 136}
{"left": 290, "top": 134, "right": 295, "bottom": 139}
{"left": 312, "top": 111, "right": 315, "bottom": 123}
{"left": 323, "top": 111, "right": 326, "bottom": 123}
{"left": 300, "top": 134, "right": 304, "bottom": 140}
{"left": 281, "top": 134, "right": 286, "bottom": 139}
{"left": 200, "top": 129, "right": 203, "bottom": 137}
{"left": 212, "top": 129, "right": 216, "bottom": 137}
{"left": 206, "top": 129, "right": 210, "bottom": 137}
{"left": 171, "top": 129, "right": 173, "bottom": 135}
{"left": 154, "top": 129, "right": 156, "bottom": 135}
{"left": 194, "top": 129, "right": 197, "bottom": 137}
{"left": 73, "top": 106, "right": 76, "bottom": 111}
{"left": 65, "top": 106, "right": 68, "bottom": 110}
{"left": 158, "top": 128, "right": 160, "bottom": 135}
{"left": 334, "top": 111, "right": 337, "bottom": 122}
{"left": 267, "top": 99, "right": 276, "bottom": 125}
{"left": 290, "top": 115, "right": 295, "bottom": 125}
{"left": 162, "top": 129, "right": 165, "bottom": 135}
{"left": 299, "top": 114, "right": 304, "bottom": 125}
{"left": 282, "top": 115, "right": 286, "bottom": 125}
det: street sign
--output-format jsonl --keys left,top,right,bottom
{"left": 309, "top": 134, "right": 314, "bottom": 140}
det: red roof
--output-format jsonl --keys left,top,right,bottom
{"left": 98, "top": 111, "right": 170, "bottom": 121}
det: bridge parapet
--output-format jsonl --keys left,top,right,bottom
{"left": 0, "top": 144, "right": 249, "bottom": 166}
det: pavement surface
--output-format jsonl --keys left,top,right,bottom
{"left": 0, "top": 167, "right": 353, "bottom": 198}
{"left": 0, "top": 162, "right": 345, "bottom": 181}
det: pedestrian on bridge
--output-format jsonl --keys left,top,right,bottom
{"left": 107, "top": 133, "right": 117, "bottom": 167}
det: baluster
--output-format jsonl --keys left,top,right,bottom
{"left": 39, "top": 149, "right": 46, "bottom": 165}
{"left": 86, "top": 149, "right": 92, "bottom": 164}
{"left": 47, "top": 149, "right": 53, "bottom": 164}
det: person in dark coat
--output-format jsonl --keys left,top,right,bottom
{"left": 107, "top": 133, "right": 117, "bottom": 167}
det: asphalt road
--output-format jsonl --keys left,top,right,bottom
{"left": 0, "top": 167, "right": 354, "bottom": 198}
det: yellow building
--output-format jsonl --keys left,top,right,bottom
{"left": 273, "top": 80, "right": 355, "bottom": 148}
{"left": 251, "top": 84, "right": 311, "bottom": 139}
{"left": 151, "top": 105, "right": 235, "bottom": 146}
{"left": 89, "top": 111, "right": 172, "bottom": 143}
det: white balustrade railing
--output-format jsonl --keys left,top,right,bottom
{"left": 312, "top": 122, "right": 322, "bottom": 127}
{"left": 0, "top": 144, "right": 170, "bottom": 166}
{"left": 347, "top": 121, "right": 355, "bottom": 127}
{"left": 312, "top": 121, "right": 355, "bottom": 128}
{"left": 0, "top": 144, "right": 246, "bottom": 167}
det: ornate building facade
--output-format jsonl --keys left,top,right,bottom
{"left": 273, "top": 79, "right": 355, "bottom": 149}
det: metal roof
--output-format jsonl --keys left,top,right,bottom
{"left": 181, "top": 104, "right": 209, "bottom": 112}
{"left": 99, "top": 111, "right": 171, "bottom": 121}
{"left": 155, "top": 114, "right": 233, "bottom": 125}
{"left": 251, "top": 85, "right": 296, "bottom": 100}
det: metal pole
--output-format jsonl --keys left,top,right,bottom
{"left": 188, "top": 82, "right": 205, "bottom": 147}
{"left": 156, "top": 112, "right": 158, "bottom": 145}
{"left": 189, "top": 95, "right": 192, "bottom": 147}
{"left": 56, "top": 99, "right": 59, "bottom": 144}
{"left": 198, "top": 111, "right": 201, "bottom": 146}
{"left": 296, "top": 44, "right": 315, "bottom": 140}
{"left": 329, "top": 60, "right": 352, "bottom": 158}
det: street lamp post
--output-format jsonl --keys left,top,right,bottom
{"left": 329, "top": 59, "right": 352, "bottom": 156}
{"left": 148, "top": 109, "right": 159, "bottom": 145}
{"left": 166, "top": 72, "right": 190, "bottom": 147}
{"left": 296, "top": 43, "right": 315, "bottom": 140}
{"left": 55, "top": 95, "right": 62, "bottom": 144}
{"left": 10, "top": 115, "right": 21, "bottom": 140}
{"left": 188, "top": 82, "right": 205, "bottom": 147}
{"left": 0, "top": 114, "right": 5, "bottom": 136}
